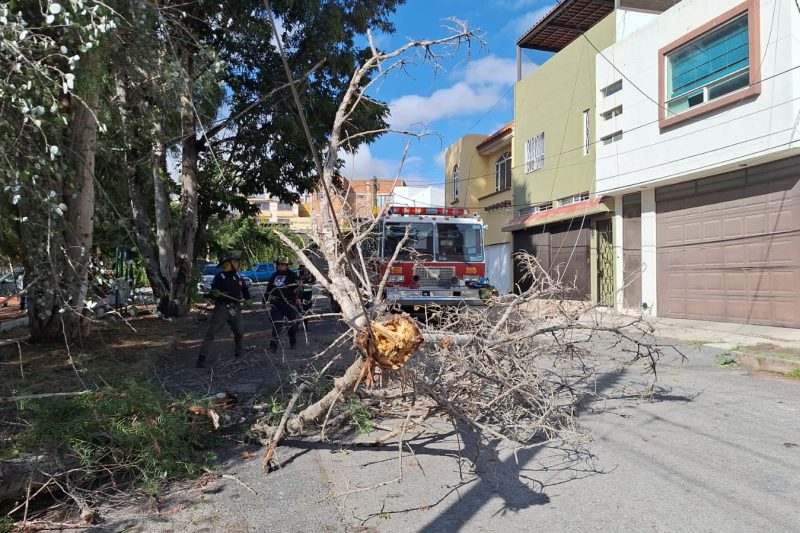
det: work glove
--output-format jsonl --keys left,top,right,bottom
{"left": 210, "top": 289, "right": 222, "bottom": 298}
{"left": 244, "top": 299, "right": 254, "bottom": 309}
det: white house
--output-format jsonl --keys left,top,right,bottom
{"left": 388, "top": 186, "right": 446, "bottom": 208}
{"left": 595, "top": 0, "right": 800, "bottom": 328}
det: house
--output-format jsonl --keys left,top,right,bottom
{"left": 248, "top": 195, "right": 311, "bottom": 233}
{"left": 502, "top": 0, "right": 618, "bottom": 302}
{"left": 310, "top": 177, "right": 407, "bottom": 225}
{"left": 445, "top": 123, "right": 514, "bottom": 293}
{"left": 595, "top": 0, "right": 800, "bottom": 328}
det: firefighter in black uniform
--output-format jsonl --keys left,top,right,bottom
{"left": 195, "top": 251, "right": 252, "bottom": 368}
{"left": 297, "top": 263, "right": 316, "bottom": 327}
{"left": 264, "top": 257, "right": 301, "bottom": 351}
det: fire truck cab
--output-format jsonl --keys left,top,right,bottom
{"left": 379, "top": 206, "right": 492, "bottom": 307}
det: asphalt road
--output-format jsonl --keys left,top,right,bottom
{"left": 99, "top": 321, "right": 800, "bottom": 532}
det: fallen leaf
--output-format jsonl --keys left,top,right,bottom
{"left": 207, "top": 409, "right": 220, "bottom": 429}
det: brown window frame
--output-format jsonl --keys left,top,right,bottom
{"left": 658, "top": 0, "right": 761, "bottom": 130}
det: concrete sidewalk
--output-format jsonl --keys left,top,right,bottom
{"left": 644, "top": 316, "right": 800, "bottom": 350}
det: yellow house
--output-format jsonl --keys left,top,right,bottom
{"left": 248, "top": 196, "right": 312, "bottom": 233}
{"left": 444, "top": 123, "right": 514, "bottom": 293}
{"left": 504, "top": 1, "right": 618, "bottom": 303}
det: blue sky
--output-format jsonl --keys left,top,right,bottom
{"left": 339, "top": 0, "right": 557, "bottom": 187}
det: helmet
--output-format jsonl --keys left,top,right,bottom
{"left": 274, "top": 256, "right": 291, "bottom": 265}
{"left": 217, "top": 250, "right": 241, "bottom": 266}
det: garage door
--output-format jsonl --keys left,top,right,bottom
{"left": 656, "top": 157, "right": 800, "bottom": 328}
{"left": 513, "top": 220, "right": 591, "bottom": 299}
{"left": 485, "top": 243, "right": 512, "bottom": 294}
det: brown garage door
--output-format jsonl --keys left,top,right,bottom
{"left": 656, "top": 157, "right": 800, "bottom": 328}
{"left": 513, "top": 220, "right": 591, "bottom": 299}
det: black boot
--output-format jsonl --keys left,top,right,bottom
{"left": 195, "top": 356, "right": 206, "bottom": 369}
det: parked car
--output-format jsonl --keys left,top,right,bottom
{"left": 197, "top": 264, "right": 252, "bottom": 295}
{"left": 239, "top": 262, "right": 277, "bottom": 283}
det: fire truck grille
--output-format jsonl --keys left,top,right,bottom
{"left": 413, "top": 266, "right": 456, "bottom": 287}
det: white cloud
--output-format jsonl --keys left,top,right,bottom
{"left": 503, "top": 4, "right": 556, "bottom": 37}
{"left": 387, "top": 54, "right": 537, "bottom": 130}
{"left": 389, "top": 82, "right": 504, "bottom": 129}
{"left": 434, "top": 149, "right": 446, "bottom": 169}
{"left": 339, "top": 145, "right": 396, "bottom": 179}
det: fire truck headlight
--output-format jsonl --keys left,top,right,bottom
{"left": 388, "top": 274, "right": 405, "bottom": 282}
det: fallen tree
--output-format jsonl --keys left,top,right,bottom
{"left": 249, "top": 10, "right": 673, "bottom": 463}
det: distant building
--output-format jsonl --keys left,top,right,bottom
{"left": 247, "top": 194, "right": 311, "bottom": 233}
{"left": 310, "top": 177, "right": 407, "bottom": 222}
{"left": 389, "top": 186, "right": 445, "bottom": 208}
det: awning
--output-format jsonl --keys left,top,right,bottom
{"left": 502, "top": 197, "right": 612, "bottom": 232}
{"left": 516, "top": 0, "right": 614, "bottom": 52}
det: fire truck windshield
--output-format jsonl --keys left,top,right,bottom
{"left": 382, "top": 222, "right": 484, "bottom": 263}
{"left": 383, "top": 223, "right": 434, "bottom": 260}
{"left": 436, "top": 223, "right": 484, "bottom": 262}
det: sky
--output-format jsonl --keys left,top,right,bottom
{"left": 339, "top": 0, "right": 557, "bottom": 188}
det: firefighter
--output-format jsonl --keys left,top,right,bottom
{"left": 264, "top": 257, "right": 301, "bottom": 351}
{"left": 195, "top": 251, "right": 253, "bottom": 368}
{"left": 297, "top": 263, "right": 316, "bottom": 327}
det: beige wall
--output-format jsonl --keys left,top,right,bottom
{"left": 513, "top": 12, "right": 616, "bottom": 216}
{"left": 444, "top": 135, "right": 513, "bottom": 246}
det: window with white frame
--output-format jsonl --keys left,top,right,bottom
{"left": 666, "top": 14, "right": 749, "bottom": 115}
{"left": 519, "top": 202, "right": 552, "bottom": 216}
{"left": 524, "top": 133, "right": 545, "bottom": 173}
{"left": 582, "top": 110, "right": 591, "bottom": 156}
{"left": 495, "top": 151, "right": 511, "bottom": 191}
{"left": 557, "top": 192, "right": 590, "bottom": 206}
{"left": 601, "top": 131, "right": 623, "bottom": 145}
{"left": 601, "top": 80, "right": 622, "bottom": 97}
{"left": 452, "top": 165, "right": 460, "bottom": 200}
{"left": 601, "top": 106, "right": 622, "bottom": 121}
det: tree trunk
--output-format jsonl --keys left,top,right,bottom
{"left": 151, "top": 124, "right": 175, "bottom": 284}
{"left": 167, "top": 46, "right": 199, "bottom": 317}
{"left": 114, "top": 72, "right": 170, "bottom": 305}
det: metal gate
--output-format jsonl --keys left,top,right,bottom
{"left": 596, "top": 219, "right": 615, "bottom": 306}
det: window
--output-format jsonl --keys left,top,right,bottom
{"left": 601, "top": 131, "right": 623, "bottom": 145}
{"left": 558, "top": 192, "right": 590, "bottom": 206}
{"left": 383, "top": 222, "right": 434, "bottom": 261}
{"left": 436, "top": 223, "right": 484, "bottom": 262}
{"left": 377, "top": 194, "right": 392, "bottom": 207}
{"left": 495, "top": 151, "right": 511, "bottom": 191}
{"left": 519, "top": 202, "right": 552, "bottom": 216}
{"left": 276, "top": 217, "right": 291, "bottom": 224}
{"left": 316, "top": 191, "right": 324, "bottom": 200}
{"left": 260, "top": 202, "right": 272, "bottom": 211}
{"left": 452, "top": 165, "right": 460, "bottom": 200}
{"left": 524, "top": 132, "right": 545, "bottom": 173}
{"left": 666, "top": 13, "right": 750, "bottom": 116}
{"left": 277, "top": 202, "right": 293, "bottom": 210}
{"left": 582, "top": 110, "right": 591, "bottom": 156}
{"left": 356, "top": 194, "right": 368, "bottom": 199}
{"left": 601, "top": 80, "right": 622, "bottom": 97}
{"left": 601, "top": 106, "right": 622, "bottom": 120}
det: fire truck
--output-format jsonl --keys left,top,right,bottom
{"left": 378, "top": 206, "right": 493, "bottom": 307}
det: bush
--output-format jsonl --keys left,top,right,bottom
{"left": 13, "top": 381, "right": 217, "bottom": 496}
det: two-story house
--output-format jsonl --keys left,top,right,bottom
{"left": 503, "top": 0, "right": 618, "bottom": 302}
{"left": 596, "top": 0, "right": 800, "bottom": 328}
{"left": 248, "top": 195, "right": 311, "bottom": 233}
{"left": 445, "top": 123, "right": 515, "bottom": 293}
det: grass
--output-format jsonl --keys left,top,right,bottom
{"left": 786, "top": 368, "right": 800, "bottom": 380}
{"left": 9, "top": 380, "right": 218, "bottom": 497}
{"left": 716, "top": 352, "right": 739, "bottom": 367}
{"left": 344, "top": 397, "right": 374, "bottom": 434}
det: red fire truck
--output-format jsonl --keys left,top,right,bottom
{"left": 378, "top": 206, "right": 492, "bottom": 307}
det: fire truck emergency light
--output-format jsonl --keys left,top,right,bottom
{"left": 389, "top": 206, "right": 469, "bottom": 216}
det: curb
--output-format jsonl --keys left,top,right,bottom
{"left": 735, "top": 352, "right": 800, "bottom": 375}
